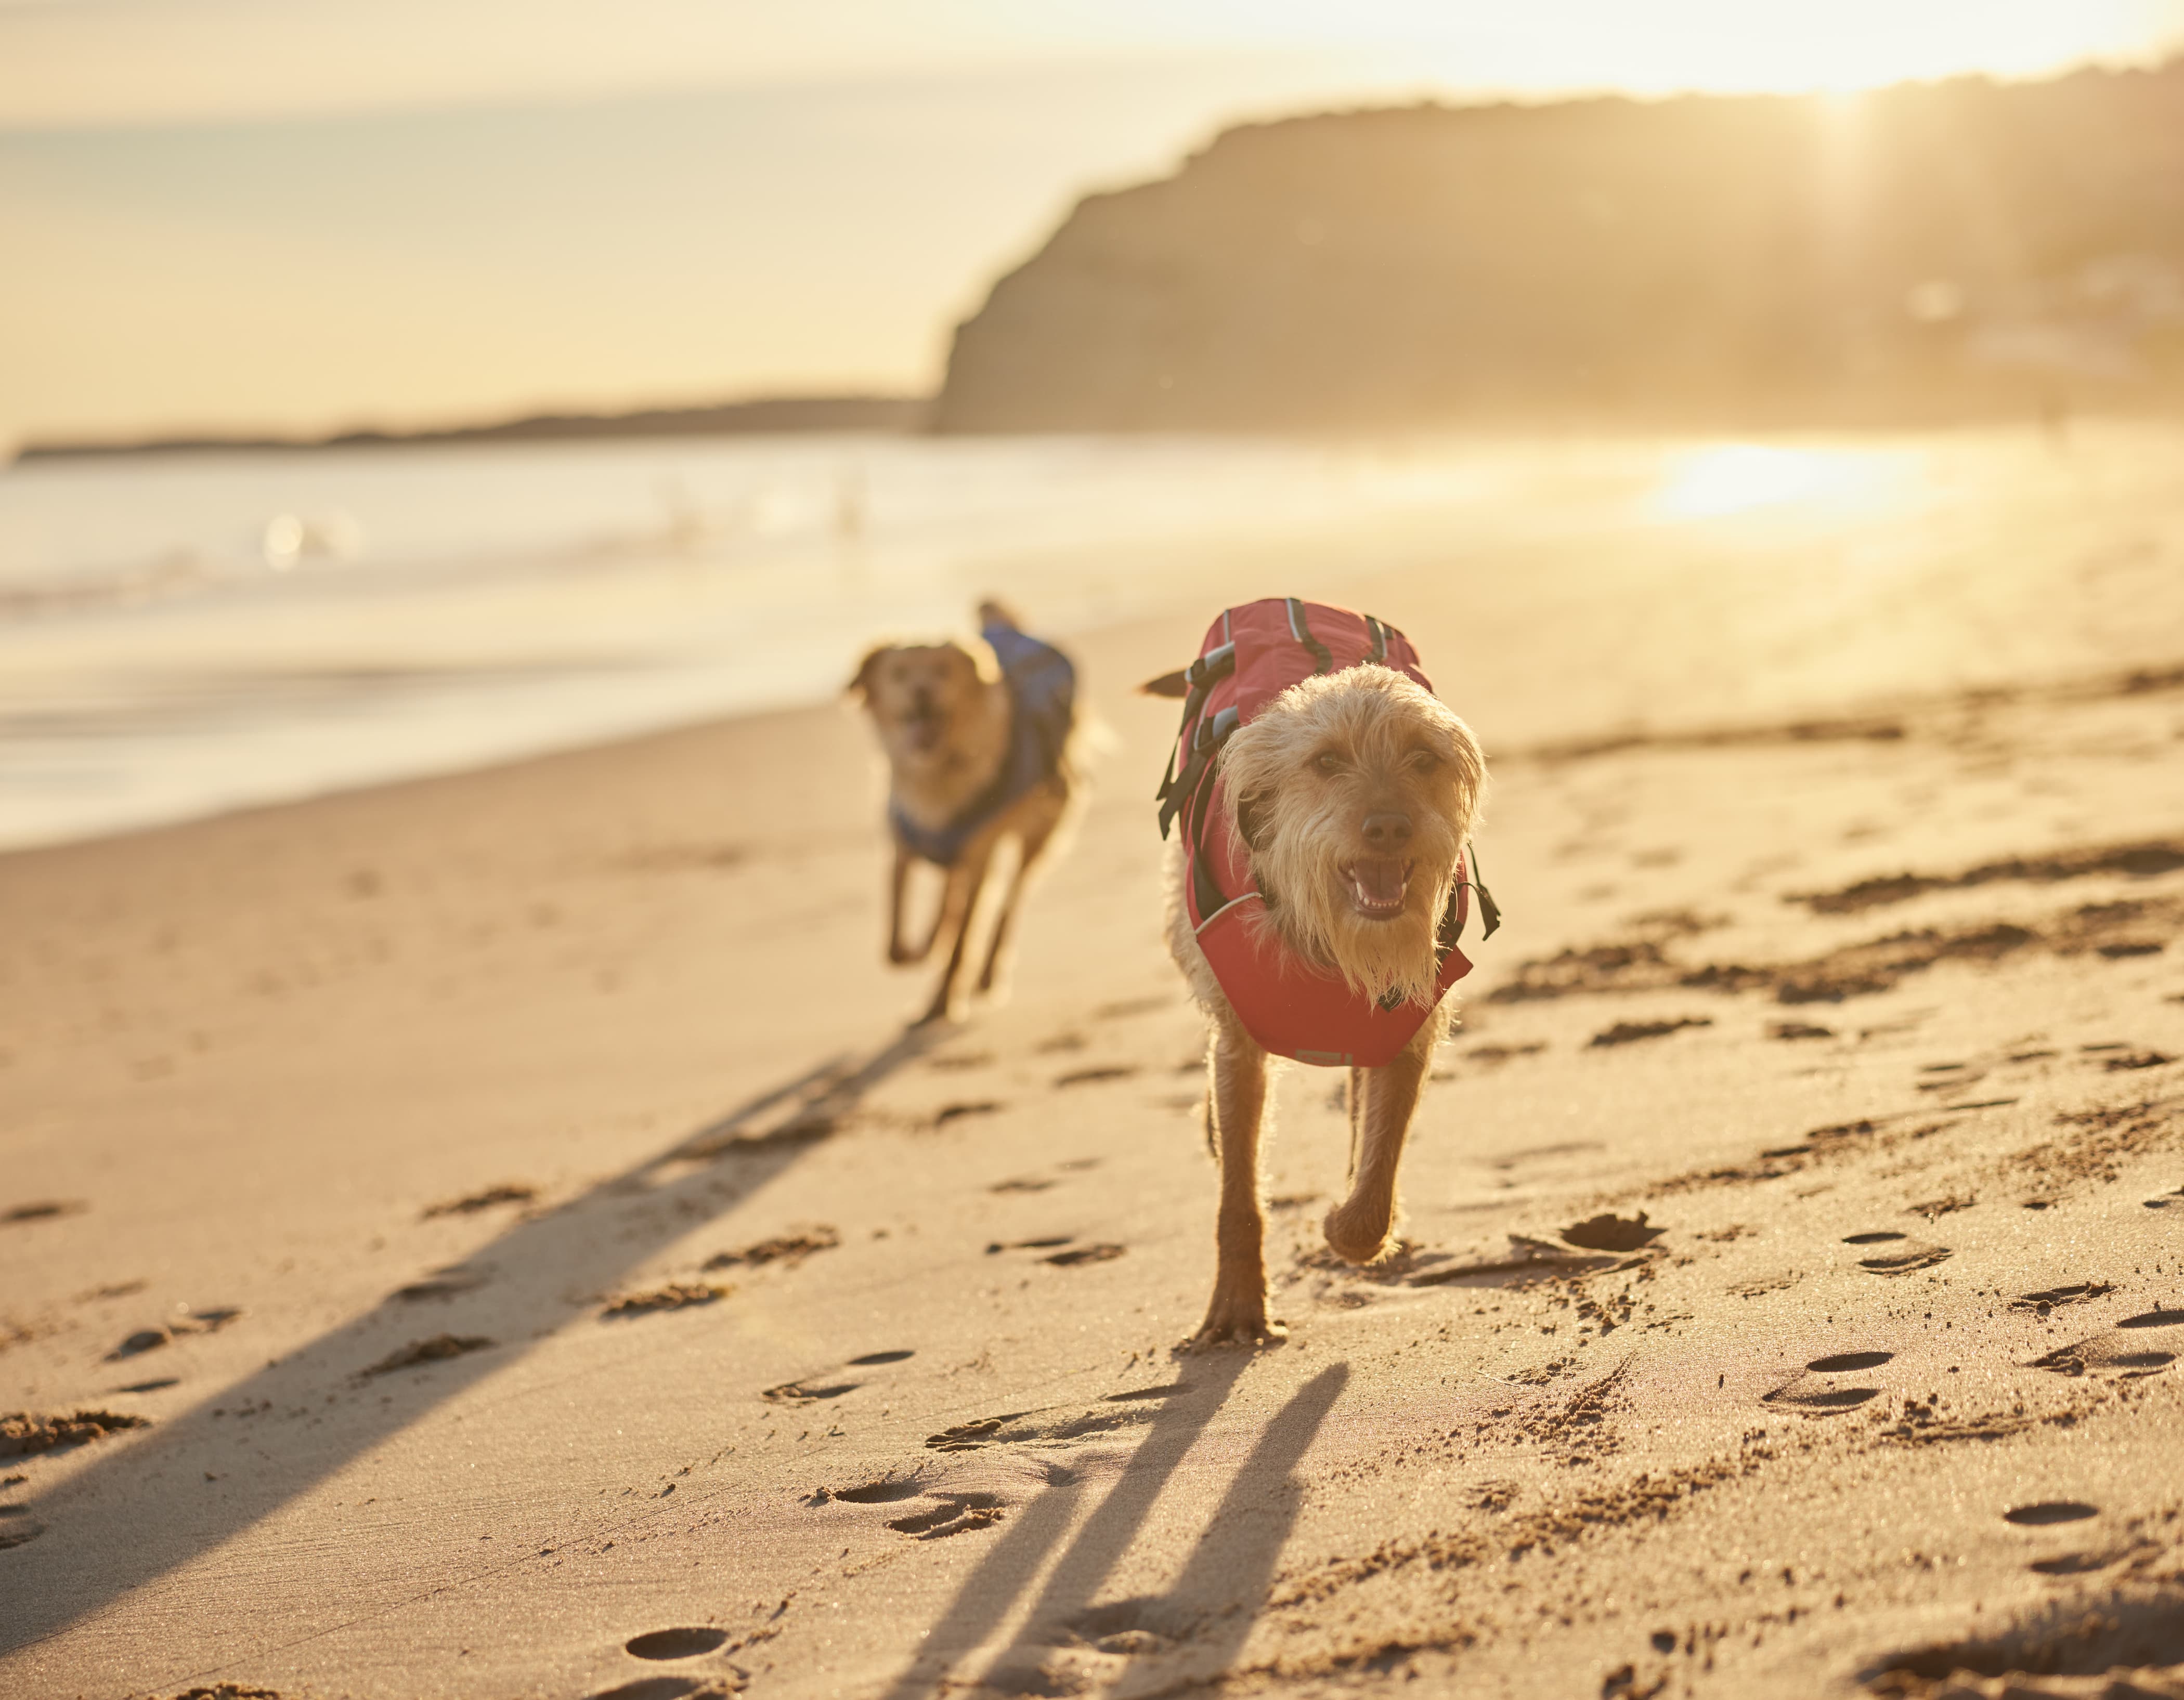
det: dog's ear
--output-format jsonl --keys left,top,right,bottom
{"left": 1234, "top": 791, "right": 1268, "bottom": 853}
{"left": 1139, "top": 669, "right": 1190, "bottom": 699}
{"left": 959, "top": 635, "right": 1002, "bottom": 685}
{"left": 846, "top": 645, "right": 889, "bottom": 700}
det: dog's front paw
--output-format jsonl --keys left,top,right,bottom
{"left": 1322, "top": 1200, "right": 1395, "bottom": 1265}
{"left": 1191, "top": 1285, "right": 1288, "bottom": 1349}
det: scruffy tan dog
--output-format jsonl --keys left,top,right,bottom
{"left": 850, "top": 601, "right": 1078, "bottom": 1025}
{"left": 1165, "top": 666, "right": 1486, "bottom": 1342}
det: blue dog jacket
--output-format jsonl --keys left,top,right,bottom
{"left": 890, "top": 619, "right": 1075, "bottom": 866}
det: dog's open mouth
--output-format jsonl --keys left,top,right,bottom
{"left": 1343, "top": 858, "right": 1411, "bottom": 920}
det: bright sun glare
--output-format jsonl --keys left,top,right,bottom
{"left": 1653, "top": 443, "right": 1907, "bottom": 518}
{"left": 1309, "top": 0, "right": 2179, "bottom": 95}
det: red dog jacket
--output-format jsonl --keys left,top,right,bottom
{"left": 1152, "top": 598, "right": 1498, "bottom": 1068}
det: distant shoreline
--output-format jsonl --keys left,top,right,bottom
{"left": 13, "top": 393, "right": 932, "bottom": 463}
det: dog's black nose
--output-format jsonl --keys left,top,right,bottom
{"left": 1360, "top": 811, "right": 1412, "bottom": 851}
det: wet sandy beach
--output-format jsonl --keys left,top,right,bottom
{"left": 3, "top": 424, "right": 2183, "bottom": 1699}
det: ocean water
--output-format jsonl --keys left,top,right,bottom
{"left": 0, "top": 433, "right": 1529, "bottom": 850}
{"left": 5, "top": 424, "right": 2157, "bottom": 854}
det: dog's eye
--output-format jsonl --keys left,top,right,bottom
{"left": 1407, "top": 749, "right": 1440, "bottom": 773}
{"left": 1313, "top": 751, "right": 1342, "bottom": 775}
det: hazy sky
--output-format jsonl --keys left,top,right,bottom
{"left": 5, "top": 0, "right": 2181, "bottom": 447}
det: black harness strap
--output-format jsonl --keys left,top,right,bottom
{"left": 1158, "top": 701, "right": 1238, "bottom": 842}
{"left": 1153, "top": 640, "right": 1238, "bottom": 809}
{"left": 1363, "top": 613, "right": 1388, "bottom": 664}
{"left": 1184, "top": 757, "right": 1227, "bottom": 920}
{"left": 1285, "top": 598, "right": 1334, "bottom": 674}
{"left": 1467, "top": 840, "right": 1503, "bottom": 939}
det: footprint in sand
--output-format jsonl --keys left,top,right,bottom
{"left": 2029, "top": 1308, "right": 2184, "bottom": 1378}
{"left": 393, "top": 1265, "right": 487, "bottom": 1302}
{"left": 0, "top": 1506, "right": 44, "bottom": 1550}
{"left": 106, "top": 1306, "right": 244, "bottom": 1360}
{"left": 625, "top": 1627, "right": 730, "bottom": 1659}
{"left": 702, "top": 1226, "right": 840, "bottom": 1272}
{"left": 2027, "top": 1551, "right": 2134, "bottom": 1575}
{"left": 811, "top": 1470, "right": 1010, "bottom": 1539}
{"left": 0, "top": 1410, "right": 149, "bottom": 1456}
{"left": 1103, "top": 1381, "right": 1189, "bottom": 1402}
{"left": 420, "top": 1183, "right": 535, "bottom": 1220}
{"left": 1842, "top": 1231, "right": 1952, "bottom": 1275}
{"left": 924, "top": 1387, "right": 1188, "bottom": 1453}
{"left": 1407, "top": 1236, "right": 1619, "bottom": 1287}
{"left": 1043, "top": 1244, "right": 1125, "bottom": 1267}
{"left": 2003, "top": 1500, "right": 2099, "bottom": 1526}
{"left": 2, "top": 1201, "right": 84, "bottom": 1227}
{"left": 1562, "top": 1212, "right": 1666, "bottom": 1252}
{"left": 600, "top": 1283, "right": 725, "bottom": 1319}
{"left": 1762, "top": 1350, "right": 1893, "bottom": 1414}
{"left": 1064, "top": 1599, "right": 1181, "bottom": 1655}
{"left": 817, "top": 1471, "right": 930, "bottom": 1505}
{"left": 2009, "top": 1283, "right": 2117, "bottom": 1314}
{"left": 885, "top": 1491, "right": 1006, "bottom": 1539}
{"left": 1809, "top": 1351, "right": 1893, "bottom": 1371}
{"left": 984, "top": 1235, "right": 1126, "bottom": 1266}
{"left": 761, "top": 1348, "right": 915, "bottom": 1405}
{"left": 763, "top": 1378, "right": 858, "bottom": 1405}
{"left": 360, "top": 1335, "right": 495, "bottom": 1377}
{"left": 1054, "top": 1065, "right": 1138, "bottom": 1088}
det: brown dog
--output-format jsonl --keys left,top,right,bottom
{"left": 1164, "top": 665, "right": 1487, "bottom": 1342}
{"left": 850, "top": 602, "right": 1078, "bottom": 1024}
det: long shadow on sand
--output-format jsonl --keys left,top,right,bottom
{"left": 0, "top": 1025, "right": 938, "bottom": 1661}
{"left": 1105, "top": 1364, "right": 1348, "bottom": 1689}
{"left": 886, "top": 1360, "right": 1348, "bottom": 1697}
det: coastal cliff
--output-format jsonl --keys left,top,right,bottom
{"left": 935, "top": 65, "right": 2184, "bottom": 432}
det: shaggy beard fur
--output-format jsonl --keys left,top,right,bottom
{"left": 1218, "top": 667, "right": 1486, "bottom": 1009}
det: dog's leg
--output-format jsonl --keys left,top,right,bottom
{"left": 1323, "top": 1042, "right": 1428, "bottom": 1264}
{"left": 886, "top": 844, "right": 929, "bottom": 965}
{"left": 918, "top": 843, "right": 994, "bottom": 1025}
{"left": 1344, "top": 1065, "right": 1365, "bottom": 1187}
{"left": 1197, "top": 1016, "right": 1283, "bottom": 1344}
{"left": 972, "top": 814, "right": 1057, "bottom": 996}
